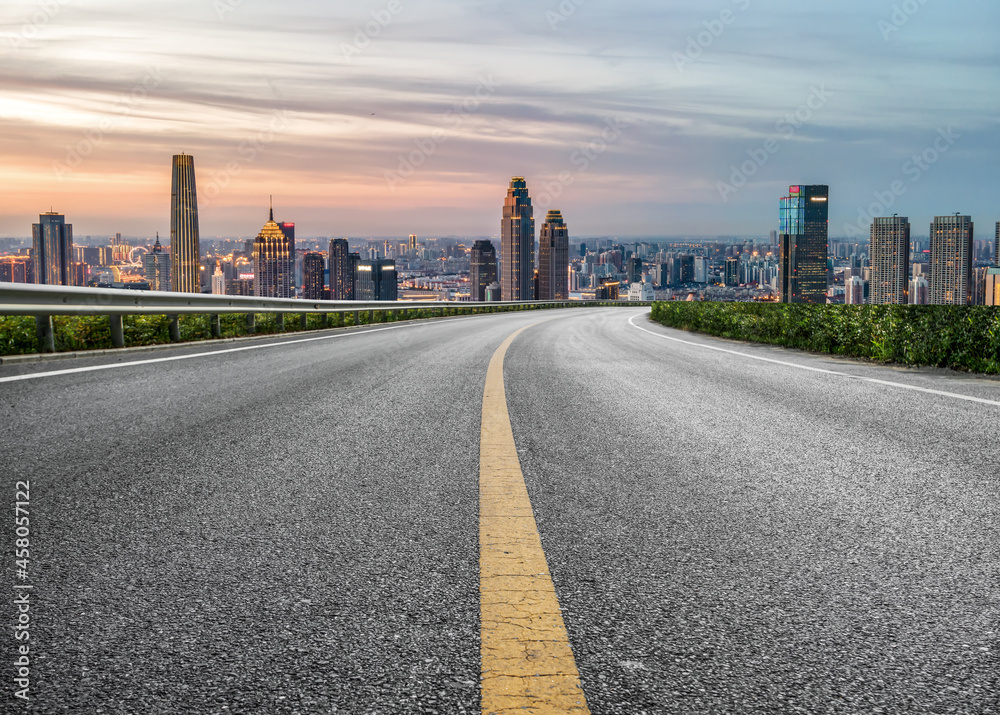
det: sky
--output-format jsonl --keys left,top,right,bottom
{"left": 1, "top": 0, "right": 998, "bottom": 240}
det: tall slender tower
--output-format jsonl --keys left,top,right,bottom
{"left": 252, "top": 200, "right": 294, "bottom": 298}
{"left": 470, "top": 240, "right": 498, "bottom": 301}
{"left": 32, "top": 211, "right": 73, "bottom": 286}
{"left": 538, "top": 210, "right": 569, "bottom": 300}
{"left": 170, "top": 154, "right": 201, "bottom": 293}
{"left": 329, "top": 238, "right": 354, "bottom": 300}
{"left": 929, "top": 215, "right": 973, "bottom": 305}
{"left": 501, "top": 177, "right": 535, "bottom": 301}
{"left": 870, "top": 216, "right": 910, "bottom": 305}
{"left": 778, "top": 185, "right": 829, "bottom": 304}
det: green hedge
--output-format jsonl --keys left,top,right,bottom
{"left": 650, "top": 302, "right": 1000, "bottom": 374}
{"left": 0, "top": 301, "right": 609, "bottom": 357}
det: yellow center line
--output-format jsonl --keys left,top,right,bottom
{"left": 479, "top": 323, "right": 591, "bottom": 715}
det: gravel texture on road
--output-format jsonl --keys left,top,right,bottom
{"left": 505, "top": 309, "right": 1000, "bottom": 714}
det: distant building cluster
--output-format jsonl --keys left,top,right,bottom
{"left": 5, "top": 162, "right": 1000, "bottom": 307}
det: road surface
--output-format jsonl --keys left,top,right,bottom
{"left": 2, "top": 308, "right": 998, "bottom": 713}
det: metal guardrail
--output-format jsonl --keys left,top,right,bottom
{"left": 0, "top": 282, "right": 651, "bottom": 353}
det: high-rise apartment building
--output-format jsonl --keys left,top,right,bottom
{"left": 538, "top": 211, "right": 569, "bottom": 300}
{"left": 170, "top": 154, "right": 201, "bottom": 293}
{"left": 779, "top": 184, "right": 829, "bottom": 303}
{"left": 409, "top": 234, "right": 417, "bottom": 255}
{"left": 470, "top": 239, "right": 498, "bottom": 302}
{"left": 144, "top": 234, "right": 171, "bottom": 291}
{"left": 986, "top": 267, "right": 1000, "bottom": 306}
{"left": 355, "top": 259, "right": 397, "bottom": 301}
{"left": 845, "top": 276, "right": 865, "bottom": 305}
{"left": 929, "top": 215, "right": 973, "bottom": 305}
{"left": 32, "top": 212, "right": 73, "bottom": 286}
{"left": 252, "top": 204, "right": 294, "bottom": 298}
{"left": 501, "top": 177, "right": 535, "bottom": 301}
{"left": 869, "top": 216, "right": 910, "bottom": 305}
{"left": 909, "top": 276, "right": 929, "bottom": 305}
{"left": 329, "top": 238, "right": 355, "bottom": 300}
{"left": 724, "top": 258, "right": 739, "bottom": 287}
{"left": 302, "top": 251, "right": 326, "bottom": 300}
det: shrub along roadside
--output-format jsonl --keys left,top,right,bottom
{"left": 0, "top": 302, "right": 618, "bottom": 357}
{"left": 649, "top": 302, "right": 1000, "bottom": 375}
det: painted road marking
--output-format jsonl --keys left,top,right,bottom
{"left": 629, "top": 312, "right": 1000, "bottom": 408}
{"left": 0, "top": 316, "right": 483, "bottom": 385}
{"left": 480, "top": 325, "right": 590, "bottom": 715}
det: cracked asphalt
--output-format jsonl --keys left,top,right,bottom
{"left": 2, "top": 308, "right": 999, "bottom": 713}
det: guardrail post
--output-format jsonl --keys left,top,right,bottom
{"left": 391, "top": 309, "right": 398, "bottom": 322}
{"left": 369, "top": 309, "right": 375, "bottom": 324}
{"left": 210, "top": 314, "right": 221, "bottom": 338}
{"left": 300, "top": 314, "right": 308, "bottom": 331}
{"left": 276, "top": 313, "right": 285, "bottom": 331}
{"left": 322, "top": 313, "right": 329, "bottom": 328}
{"left": 353, "top": 310, "right": 360, "bottom": 326}
{"left": 35, "top": 316, "right": 55, "bottom": 353}
{"left": 168, "top": 314, "right": 181, "bottom": 342}
{"left": 109, "top": 315, "right": 125, "bottom": 349}
{"left": 246, "top": 314, "right": 256, "bottom": 334}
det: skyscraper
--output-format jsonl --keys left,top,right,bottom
{"left": 870, "top": 216, "right": 910, "bottom": 305}
{"left": 470, "top": 239, "right": 498, "bottom": 302}
{"left": 724, "top": 258, "right": 739, "bottom": 287}
{"left": 929, "top": 215, "right": 973, "bottom": 305}
{"left": 144, "top": 233, "right": 171, "bottom": 291}
{"left": 409, "top": 234, "right": 417, "bottom": 255}
{"left": 501, "top": 177, "right": 535, "bottom": 301}
{"left": 355, "top": 259, "right": 398, "bottom": 301}
{"left": 995, "top": 222, "right": 999, "bottom": 266}
{"left": 252, "top": 203, "right": 294, "bottom": 298}
{"left": 329, "top": 238, "right": 355, "bottom": 300}
{"left": 778, "top": 185, "right": 829, "bottom": 304}
{"left": 625, "top": 254, "right": 642, "bottom": 285}
{"left": 32, "top": 211, "right": 73, "bottom": 286}
{"left": 278, "top": 221, "right": 296, "bottom": 294}
{"left": 170, "top": 154, "right": 201, "bottom": 293}
{"left": 303, "top": 251, "right": 325, "bottom": 300}
{"left": 538, "top": 211, "right": 569, "bottom": 300}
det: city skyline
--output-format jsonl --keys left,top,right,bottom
{"left": 1, "top": 2, "right": 998, "bottom": 238}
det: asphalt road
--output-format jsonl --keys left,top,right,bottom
{"left": 2, "top": 308, "right": 998, "bottom": 714}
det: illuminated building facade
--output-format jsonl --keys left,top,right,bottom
{"left": 538, "top": 210, "right": 569, "bottom": 300}
{"left": 470, "top": 240, "right": 498, "bottom": 301}
{"left": 32, "top": 212, "right": 73, "bottom": 286}
{"left": 501, "top": 177, "right": 535, "bottom": 301}
{"left": 0, "top": 256, "right": 34, "bottom": 284}
{"left": 929, "top": 215, "right": 973, "bottom": 305}
{"left": 252, "top": 204, "right": 293, "bottom": 298}
{"left": 355, "top": 259, "right": 398, "bottom": 301}
{"left": 170, "top": 154, "right": 202, "bottom": 293}
{"left": 870, "top": 216, "right": 910, "bottom": 304}
{"left": 779, "top": 184, "right": 829, "bottom": 304}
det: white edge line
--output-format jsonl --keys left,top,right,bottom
{"left": 628, "top": 312, "right": 1000, "bottom": 409}
{"left": 0, "top": 317, "right": 467, "bottom": 385}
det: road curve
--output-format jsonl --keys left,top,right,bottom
{"left": 2, "top": 308, "right": 998, "bottom": 714}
